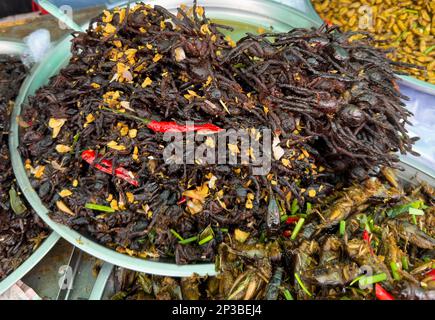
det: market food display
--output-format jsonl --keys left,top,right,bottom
{"left": 311, "top": 0, "right": 435, "bottom": 84}
{"left": 0, "top": 55, "right": 49, "bottom": 281}
{"left": 110, "top": 170, "right": 434, "bottom": 300}
{"left": 11, "top": 2, "right": 435, "bottom": 300}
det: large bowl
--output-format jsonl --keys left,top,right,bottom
{"left": 0, "top": 39, "right": 60, "bottom": 296}
{"left": 304, "top": 0, "right": 435, "bottom": 96}
{"left": 10, "top": 0, "right": 321, "bottom": 277}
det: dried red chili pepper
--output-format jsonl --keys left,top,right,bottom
{"left": 102, "top": 107, "right": 223, "bottom": 133}
{"left": 362, "top": 229, "right": 370, "bottom": 242}
{"left": 426, "top": 269, "right": 435, "bottom": 281}
{"left": 362, "top": 230, "right": 375, "bottom": 256}
{"left": 147, "top": 120, "right": 223, "bottom": 133}
{"left": 282, "top": 230, "right": 292, "bottom": 238}
{"left": 177, "top": 196, "right": 187, "bottom": 205}
{"left": 375, "top": 284, "right": 395, "bottom": 300}
{"left": 285, "top": 217, "right": 299, "bottom": 225}
{"left": 81, "top": 150, "right": 139, "bottom": 187}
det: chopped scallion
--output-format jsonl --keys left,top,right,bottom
{"left": 402, "top": 256, "right": 409, "bottom": 271}
{"left": 339, "top": 220, "right": 346, "bottom": 237}
{"left": 280, "top": 214, "right": 289, "bottom": 222}
{"left": 291, "top": 199, "right": 299, "bottom": 215}
{"left": 390, "top": 262, "right": 401, "bottom": 281}
{"left": 409, "top": 207, "right": 424, "bottom": 216}
{"left": 198, "top": 234, "right": 214, "bottom": 245}
{"left": 85, "top": 203, "right": 115, "bottom": 213}
{"left": 178, "top": 236, "right": 198, "bottom": 245}
{"left": 294, "top": 273, "right": 312, "bottom": 297}
{"left": 306, "top": 202, "right": 312, "bottom": 214}
{"left": 349, "top": 274, "right": 366, "bottom": 287}
{"left": 290, "top": 217, "right": 305, "bottom": 240}
{"left": 170, "top": 229, "right": 184, "bottom": 241}
{"left": 358, "top": 273, "right": 387, "bottom": 286}
{"left": 283, "top": 289, "right": 294, "bottom": 300}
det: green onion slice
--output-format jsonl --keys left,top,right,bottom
{"left": 306, "top": 202, "right": 312, "bottom": 214}
{"left": 402, "top": 256, "right": 409, "bottom": 271}
{"left": 358, "top": 273, "right": 387, "bottom": 286}
{"left": 290, "top": 218, "right": 305, "bottom": 240}
{"left": 294, "top": 273, "right": 312, "bottom": 297}
{"left": 198, "top": 234, "right": 214, "bottom": 245}
{"left": 170, "top": 229, "right": 184, "bottom": 241}
{"left": 339, "top": 220, "right": 346, "bottom": 237}
{"left": 85, "top": 203, "right": 115, "bottom": 213}
{"left": 291, "top": 199, "right": 299, "bottom": 215}
{"left": 349, "top": 274, "right": 366, "bottom": 287}
{"left": 178, "top": 236, "right": 198, "bottom": 245}
{"left": 409, "top": 207, "right": 424, "bottom": 216}
{"left": 283, "top": 289, "right": 294, "bottom": 300}
{"left": 390, "top": 262, "right": 401, "bottom": 281}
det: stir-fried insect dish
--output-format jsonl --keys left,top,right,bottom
{"left": 0, "top": 55, "right": 48, "bottom": 280}
{"left": 110, "top": 172, "right": 434, "bottom": 300}
{"left": 18, "top": 3, "right": 434, "bottom": 299}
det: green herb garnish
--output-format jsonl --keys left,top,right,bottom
{"left": 283, "top": 289, "right": 294, "bottom": 300}
{"left": 198, "top": 234, "right": 214, "bottom": 245}
{"left": 178, "top": 236, "right": 198, "bottom": 245}
{"left": 291, "top": 199, "right": 299, "bottom": 215}
{"left": 85, "top": 203, "right": 115, "bottom": 213}
{"left": 358, "top": 273, "right": 387, "bottom": 286}
{"left": 294, "top": 273, "right": 312, "bottom": 297}
{"left": 390, "top": 262, "right": 401, "bottom": 281}
{"left": 339, "top": 220, "right": 346, "bottom": 237}
{"left": 170, "top": 229, "right": 184, "bottom": 241}
{"left": 290, "top": 218, "right": 305, "bottom": 240}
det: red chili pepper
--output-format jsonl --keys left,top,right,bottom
{"left": 101, "top": 107, "right": 223, "bottom": 133}
{"left": 362, "top": 230, "right": 375, "bottom": 256}
{"left": 147, "top": 121, "right": 223, "bottom": 133}
{"left": 285, "top": 217, "right": 299, "bottom": 225}
{"left": 362, "top": 230, "right": 370, "bottom": 242}
{"left": 426, "top": 269, "right": 435, "bottom": 281}
{"left": 282, "top": 230, "right": 292, "bottom": 238}
{"left": 81, "top": 150, "right": 139, "bottom": 187}
{"left": 177, "top": 196, "right": 187, "bottom": 205}
{"left": 375, "top": 284, "right": 395, "bottom": 300}
{"left": 32, "top": 1, "right": 49, "bottom": 15}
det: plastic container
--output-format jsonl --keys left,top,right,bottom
{"left": 0, "top": 39, "right": 60, "bottom": 296}
{"left": 10, "top": 0, "right": 322, "bottom": 277}
{"left": 303, "top": 0, "right": 435, "bottom": 96}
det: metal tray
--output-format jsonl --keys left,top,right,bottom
{"left": 303, "top": 0, "right": 435, "bottom": 96}
{"left": 0, "top": 39, "right": 60, "bottom": 296}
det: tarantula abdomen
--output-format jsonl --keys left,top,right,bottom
{"left": 339, "top": 104, "right": 365, "bottom": 127}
